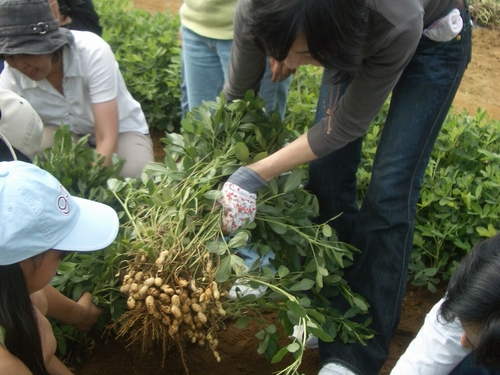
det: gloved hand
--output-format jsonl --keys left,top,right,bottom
{"left": 218, "top": 167, "right": 267, "bottom": 235}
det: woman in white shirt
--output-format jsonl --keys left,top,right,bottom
{"left": 0, "top": 0, "right": 154, "bottom": 178}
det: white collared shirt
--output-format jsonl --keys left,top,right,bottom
{"left": 0, "top": 30, "right": 148, "bottom": 135}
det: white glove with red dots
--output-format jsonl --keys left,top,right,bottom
{"left": 219, "top": 167, "right": 267, "bottom": 235}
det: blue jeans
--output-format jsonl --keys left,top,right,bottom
{"left": 310, "top": 8, "right": 472, "bottom": 375}
{"left": 450, "top": 354, "right": 500, "bottom": 375}
{"left": 180, "top": 25, "right": 291, "bottom": 119}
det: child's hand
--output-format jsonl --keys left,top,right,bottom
{"left": 73, "top": 292, "right": 103, "bottom": 331}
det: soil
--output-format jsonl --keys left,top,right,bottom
{"left": 72, "top": 2, "right": 500, "bottom": 375}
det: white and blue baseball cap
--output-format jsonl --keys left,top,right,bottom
{"left": 0, "top": 161, "right": 119, "bottom": 265}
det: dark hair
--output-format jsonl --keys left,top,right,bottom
{"left": 248, "top": 0, "right": 368, "bottom": 78}
{"left": 440, "top": 234, "right": 500, "bottom": 368}
{"left": 0, "top": 259, "right": 50, "bottom": 375}
{"left": 1, "top": 45, "right": 64, "bottom": 65}
{"left": 52, "top": 46, "right": 64, "bottom": 64}
{"left": 0, "top": 142, "right": 31, "bottom": 162}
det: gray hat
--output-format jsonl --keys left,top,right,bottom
{"left": 0, "top": 0, "right": 74, "bottom": 55}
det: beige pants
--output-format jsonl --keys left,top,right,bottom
{"left": 41, "top": 125, "right": 154, "bottom": 178}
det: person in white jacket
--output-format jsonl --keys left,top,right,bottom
{"left": 391, "top": 234, "right": 500, "bottom": 375}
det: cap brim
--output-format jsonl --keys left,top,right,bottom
{"left": 0, "top": 28, "right": 73, "bottom": 56}
{"left": 52, "top": 197, "right": 119, "bottom": 252}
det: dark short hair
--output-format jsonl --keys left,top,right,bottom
{"left": 0, "top": 138, "right": 31, "bottom": 162}
{"left": 440, "top": 234, "right": 500, "bottom": 368}
{"left": 248, "top": 0, "right": 368, "bottom": 78}
{"left": 52, "top": 46, "right": 64, "bottom": 64}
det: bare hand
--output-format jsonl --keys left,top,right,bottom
{"left": 73, "top": 292, "right": 103, "bottom": 331}
{"left": 59, "top": 14, "right": 72, "bottom": 27}
{"left": 269, "top": 57, "right": 295, "bottom": 83}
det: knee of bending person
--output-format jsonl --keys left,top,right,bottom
{"left": 116, "top": 131, "right": 154, "bottom": 178}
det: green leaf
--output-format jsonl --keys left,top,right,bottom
{"left": 268, "top": 179, "right": 279, "bottom": 195}
{"left": 181, "top": 118, "right": 194, "bottom": 133}
{"left": 252, "top": 151, "right": 268, "bottom": 162}
{"left": 231, "top": 254, "right": 249, "bottom": 276}
{"left": 107, "top": 178, "right": 126, "bottom": 193}
{"left": 286, "top": 300, "right": 307, "bottom": 318}
{"left": 353, "top": 297, "right": 368, "bottom": 311}
{"left": 283, "top": 169, "right": 305, "bottom": 193}
{"left": 322, "top": 224, "right": 333, "bottom": 237}
{"left": 234, "top": 142, "right": 250, "bottom": 162}
{"left": 344, "top": 307, "right": 360, "bottom": 319}
{"left": 257, "top": 334, "right": 269, "bottom": 355}
{"left": 307, "top": 326, "right": 333, "bottom": 342}
{"left": 215, "top": 255, "right": 232, "bottom": 282}
{"left": 203, "top": 190, "right": 222, "bottom": 200}
{"left": 299, "top": 297, "right": 311, "bottom": 308}
{"left": 278, "top": 265, "right": 290, "bottom": 278}
{"left": 268, "top": 221, "right": 288, "bottom": 235}
{"left": 265, "top": 325, "right": 277, "bottom": 334}
{"left": 206, "top": 241, "right": 226, "bottom": 255}
{"left": 165, "top": 132, "right": 185, "bottom": 148}
{"left": 305, "top": 308, "right": 326, "bottom": 324}
{"left": 423, "top": 267, "right": 438, "bottom": 276}
{"left": 317, "top": 265, "right": 329, "bottom": 276}
{"left": 476, "top": 224, "right": 498, "bottom": 237}
{"left": 228, "top": 232, "right": 250, "bottom": 248}
{"left": 287, "top": 342, "right": 300, "bottom": 353}
{"left": 290, "top": 278, "right": 315, "bottom": 291}
{"left": 235, "top": 317, "right": 249, "bottom": 329}
{"left": 271, "top": 346, "right": 290, "bottom": 364}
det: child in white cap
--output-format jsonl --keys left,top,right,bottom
{"left": 0, "top": 160, "right": 119, "bottom": 374}
{"left": 1, "top": 86, "right": 106, "bottom": 338}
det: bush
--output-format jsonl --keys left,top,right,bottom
{"left": 96, "top": 0, "right": 182, "bottom": 132}
{"left": 411, "top": 110, "right": 500, "bottom": 290}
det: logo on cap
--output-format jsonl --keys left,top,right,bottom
{"left": 57, "top": 185, "right": 70, "bottom": 215}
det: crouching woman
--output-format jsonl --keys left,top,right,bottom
{"left": 0, "top": 0, "right": 154, "bottom": 178}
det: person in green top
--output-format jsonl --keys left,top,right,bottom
{"left": 179, "top": 0, "right": 292, "bottom": 119}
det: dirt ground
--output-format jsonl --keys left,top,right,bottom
{"left": 71, "top": 3, "right": 500, "bottom": 375}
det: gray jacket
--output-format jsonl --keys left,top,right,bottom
{"left": 223, "top": 0, "right": 462, "bottom": 157}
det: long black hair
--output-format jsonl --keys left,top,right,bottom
{"left": 248, "top": 0, "right": 368, "bottom": 78}
{"left": 440, "top": 234, "right": 500, "bottom": 368}
{"left": 0, "top": 259, "right": 50, "bottom": 375}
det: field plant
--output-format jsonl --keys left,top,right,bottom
{"left": 106, "top": 94, "right": 373, "bottom": 374}
{"left": 411, "top": 111, "right": 500, "bottom": 289}
{"left": 95, "top": 0, "right": 182, "bottom": 132}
